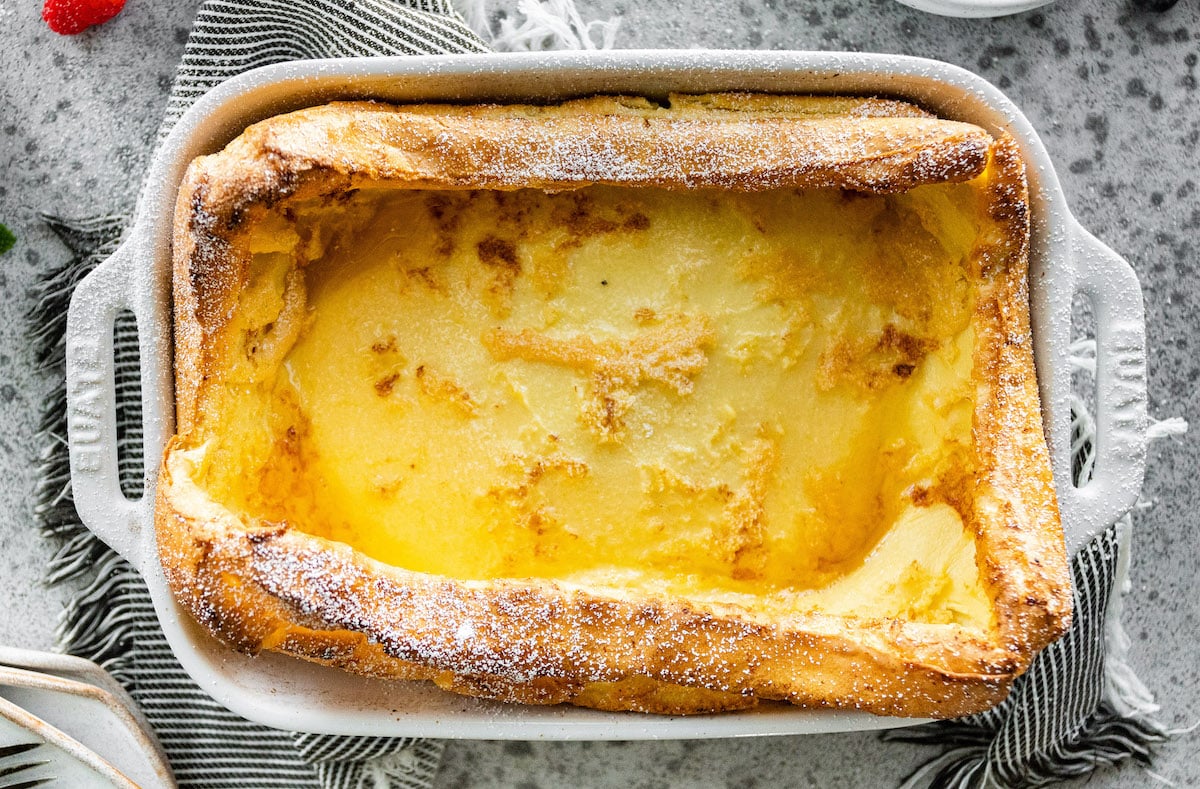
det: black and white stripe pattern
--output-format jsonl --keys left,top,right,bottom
{"left": 32, "top": 3, "right": 1172, "bottom": 787}
{"left": 886, "top": 402, "right": 1171, "bottom": 788}
{"left": 161, "top": 0, "right": 487, "bottom": 142}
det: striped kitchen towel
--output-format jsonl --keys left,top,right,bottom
{"left": 32, "top": 2, "right": 1180, "bottom": 787}
{"left": 31, "top": 1, "right": 613, "bottom": 788}
{"left": 885, "top": 345, "right": 1186, "bottom": 787}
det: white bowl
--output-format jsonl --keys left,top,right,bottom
{"left": 64, "top": 50, "right": 1147, "bottom": 739}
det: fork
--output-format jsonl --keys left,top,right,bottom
{"left": 0, "top": 743, "right": 51, "bottom": 789}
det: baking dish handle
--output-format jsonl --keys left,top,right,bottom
{"left": 1059, "top": 225, "right": 1148, "bottom": 555}
{"left": 65, "top": 244, "right": 147, "bottom": 567}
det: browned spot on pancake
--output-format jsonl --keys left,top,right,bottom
{"left": 483, "top": 314, "right": 714, "bottom": 441}
{"left": 371, "top": 337, "right": 397, "bottom": 354}
{"left": 426, "top": 194, "right": 458, "bottom": 227}
{"left": 908, "top": 485, "right": 932, "bottom": 506}
{"left": 738, "top": 249, "right": 820, "bottom": 308}
{"left": 477, "top": 236, "right": 519, "bottom": 269}
{"left": 564, "top": 195, "right": 618, "bottom": 237}
{"left": 486, "top": 452, "right": 590, "bottom": 549}
{"left": 623, "top": 212, "right": 651, "bottom": 231}
{"left": 252, "top": 395, "right": 318, "bottom": 528}
{"left": 583, "top": 383, "right": 635, "bottom": 441}
{"left": 405, "top": 266, "right": 445, "bottom": 293}
{"left": 415, "top": 364, "right": 479, "bottom": 416}
{"left": 904, "top": 462, "right": 973, "bottom": 514}
{"left": 548, "top": 193, "right": 641, "bottom": 250}
{"left": 528, "top": 510, "right": 556, "bottom": 547}
{"left": 374, "top": 372, "right": 400, "bottom": 396}
{"left": 318, "top": 188, "right": 360, "bottom": 209}
{"left": 527, "top": 454, "right": 588, "bottom": 482}
{"left": 427, "top": 193, "right": 461, "bottom": 257}
{"left": 477, "top": 236, "right": 522, "bottom": 316}
{"left": 878, "top": 323, "right": 936, "bottom": 361}
{"left": 723, "top": 434, "right": 779, "bottom": 579}
{"left": 491, "top": 191, "right": 533, "bottom": 227}
{"left": 819, "top": 323, "right": 938, "bottom": 391}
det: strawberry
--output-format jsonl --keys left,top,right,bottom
{"left": 42, "top": 0, "right": 127, "bottom": 35}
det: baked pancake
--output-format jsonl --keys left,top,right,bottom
{"left": 159, "top": 94, "right": 1071, "bottom": 717}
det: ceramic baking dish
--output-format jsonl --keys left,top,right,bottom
{"left": 64, "top": 50, "right": 1147, "bottom": 739}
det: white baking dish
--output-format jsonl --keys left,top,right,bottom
{"left": 63, "top": 50, "right": 1147, "bottom": 739}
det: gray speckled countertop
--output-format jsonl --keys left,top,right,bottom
{"left": 2, "top": 0, "right": 1197, "bottom": 786}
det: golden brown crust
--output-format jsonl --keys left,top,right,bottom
{"left": 160, "top": 93, "right": 1070, "bottom": 719}
{"left": 157, "top": 447, "right": 1015, "bottom": 718}
{"left": 967, "top": 137, "right": 1072, "bottom": 653}
{"left": 183, "top": 95, "right": 986, "bottom": 245}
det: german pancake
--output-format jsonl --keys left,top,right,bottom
{"left": 158, "top": 93, "right": 1072, "bottom": 717}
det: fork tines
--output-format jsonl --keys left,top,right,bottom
{"left": 0, "top": 742, "right": 50, "bottom": 788}
{"left": 0, "top": 745, "right": 39, "bottom": 760}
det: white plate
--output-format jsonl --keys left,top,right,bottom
{"left": 63, "top": 50, "right": 1147, "bottom": 739}
{"left": 0, "top": 694, "right": 140, "bottom": 788}
{"left": 893, "top": 0, "right": 1053, "bottom": 18}
{"left": 0, "top": 646, "right": 150, "bottom": 717}
{"left": 0, "top": 657, "right": 175, "bottom": 789}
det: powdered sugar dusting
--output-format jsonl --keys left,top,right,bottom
{"left": 251, "top": 538, "right": 772, "bottom": 691}
{"left": 432, "top": 117, "right": 989, "bottom": 192}
{"left": 231, "top": 98, "right": 993, "bottom": 209}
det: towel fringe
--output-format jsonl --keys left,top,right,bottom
{"left": 892, "top": 702, "right": 1171, "bottom": 789}
{"left": 455, "top": 0, "right": 620, "bottom": 51}
{"left": 891, "top": 401, "right": 1182, "bottom": 787}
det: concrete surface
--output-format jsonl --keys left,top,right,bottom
{"left": 1, "top": 0, "right": 1196, "bottom": 786}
